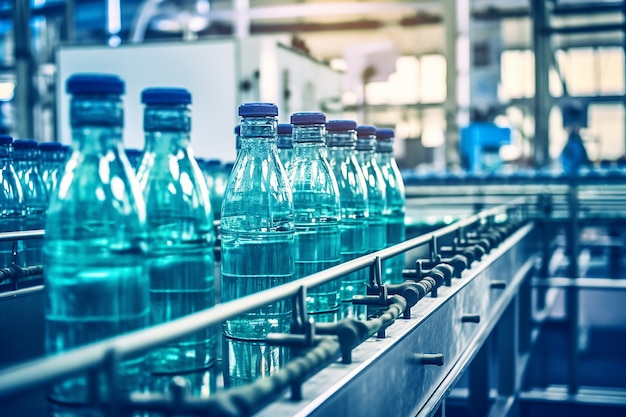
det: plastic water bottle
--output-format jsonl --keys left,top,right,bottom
{"left": 125, "top": 148, "right": 143, "bottom": 172}
{"left": 356, "top": 125, "right": 387, "bottom": 254}
{"left": 288, "top": 112, "right": 341, "bottom": 321}
{"left": 13, "top": 139, "right": 47, "bottom": 267}
{"left": 376, "top": 128, "right": 406, "bottom": 284}
{"left": 137, "top": 87, "right": 215, "bottom": 375}
{"left": 234, "top": 124, "right": 241, "bottom": 156}
{"left": 326, "top": 120, "right": 369, "bottom": 314}
{"left": 277, "top": 123, "right": 294, "bottom": 170}
{"left": 39, "top": 141, "right": 63, "bottom": 194}
{"left": 0, "top": 135, "right": 25, "bottom": 273}
{"left": 44, "top": 74, "right": 149, "bottom": 404}
{"left": 221, "top": 102, "right": 295, "bottom": 386}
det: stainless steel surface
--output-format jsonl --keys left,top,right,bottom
{"left": 255, "top": 223, "right": 537, "bottom": 417}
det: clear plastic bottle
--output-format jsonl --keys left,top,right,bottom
{"left": 356, "top": 125, "right": 387, "bottom": 254}
{"left": 44, "top": 74, "right": 149, "bottom": 404}
{"left": 288, "top": 112, "right": 341, "bottom": 321}
{"left": 0, "top": 135, "right": 25, "bottom": 273}
{"left": 376, "top": 128, "right": 406, "bottom": 284}
{"left": 277, "top": 123, "right": 294, "bottom": 170}
{"left": 13, "top": 139, "right": 47, "bottom": 267}
{"left": 326, "top": 120, "right": 369, "bottom": 313}
{"left": 39, "top": 141, "right": 63, "bottom": 194}
{"left": 221, "top": 102, "right": 295, "bottom": 386}
{"left": 137, "top": 87, "right": 215, "bottom": 374}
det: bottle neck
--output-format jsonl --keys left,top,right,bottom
{"left": 376, "top": 151, "right": 393, "bottom": 164}
{"left": 293, "top": 124, "right": 325, "bottom": 144}
{"left": 276, "top": 133, "right": 293, "bottom": 150}
{"left": 240, "top": 116, "right": 278, "bottom": 150}
{"left": 13, "top": 148, "right": 40, "bottom": 169}
{"left": 326, "top": 131, "right": 356, "bottom": 149}
{"left": 356, "top": 134, "right": 376, "bottom": 152}
{"left": 143, "top": 105, "right": 191, "bottom": 154}
{"left": 0, "top": 143, "right": 11, "bottom": 162}
{"left": 376, "top": 139, "right": 394, "bottom": 154}
{"left": 70, "top": 94, "right": 124, "bottom": 153}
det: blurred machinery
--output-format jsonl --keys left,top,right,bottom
{"left": 460, "top": 123, "right": 511, "bottom": 172}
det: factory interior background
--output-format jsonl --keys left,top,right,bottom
{"left": 1, "top": 1, "right": 626, "bottom": 417}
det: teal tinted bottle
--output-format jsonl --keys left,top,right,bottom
{"left": 137, "top": 88, "right": 215, "bottom": 374}
{"left": 39, "top": 141, "right": 63, "bottom": 194}
{"left": 0, "top": 135, "right": 25, "bottom": 273}
{"left": 221, "top": 102, "right": 295, "bottom": 386}
{"left": 376, "top": 128, "right": 406, "bottom": 284}
{"left": 13, "top": 139, "right": 47, "bottom": 267}
{"left": 288, "top": 112, "right": 341, "bottom": 321}
{"left": 44, "top": 74, "right": 149, "bottom": 403}
{"left": 356, "top": 125, "right": 387, "bottom": 254}
{"left": 326, "top": 121, "right": 369, "bottom": 312}
{"left": 277, "top": 123, "right": 294, "bottom": 170}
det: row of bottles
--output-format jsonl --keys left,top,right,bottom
{"left": 0, "top": 136, "right": 56, "bottom": 273}
{"left": 222, "top": 105, "right": 406, "bottom": 385}
{"left": 4, "top": 72, "right": 406, "bottom": 406}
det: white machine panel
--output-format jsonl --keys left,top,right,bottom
{"left": 57, "top": 40, "right": 239, "bottom": 161}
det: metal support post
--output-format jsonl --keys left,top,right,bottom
{"left": 469, "top": 341, "right": 490, "bottom": 417}
{"left": 531, "top": 0, "right": 551, "bottom": 168}
{"left": 518, "top": 277, "right": 532, "bottom": 355}
{"left": 497, "top": 295, "right": 518, "bottom": 396}
{"left": 13, "top": 0, "right": 34, "bottom": 139}
{"left": 64, "top": 0, "right": 75, "bottom": 43}
{"left": 566, "top": 182, "right": 579, "bottom": 394}
{"left": 444, "top": 0, "right": 470, "bottom": 170}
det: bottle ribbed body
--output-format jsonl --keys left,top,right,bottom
{"left": 0, "top": 137, "right": 25, "bottom": 275}
{"left": 44, "top": 77, "right": 149, "bottom": 404}
{"left": 376, "top": 134, "right": 406, "bottom": 284}
{"left": 326, "top": 128, "right": 369, "bottom": 316}
{"left": 288, "top": 118, "right": 341, "bottom": 322}
{"left": 138, "top": 95, "right": 215, "bottom": 375}
{"left": 221, "top": 107, "right": 295, "bottom": 386}
{"left": 356, "top": 132, "right": 387, "bottom": 254}
{"left": 13, "top": 140, "right": 47, "bottom": 267}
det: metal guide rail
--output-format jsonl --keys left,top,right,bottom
{"left": 0, "top": 198, "right": 534, "bottom": 417}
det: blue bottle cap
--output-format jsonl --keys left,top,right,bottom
{"left": 238, "top": 102, "right": 278, "bottom": 117}
{"left": 234, "top": 125, "right": 241, "bottom": 135}
{"left": 223, "top": 162, "right": 235, "bottom": 172}
{"left": 39, "top": 142, "right": 63, "bottom": 151}
{"left": 326, "top": 120, "right": 357, "bottom": 132}
{"left": 290, "top": 112, "right": 326, "bottom": 125}
{"left": 357, "top": 125, "right": 377, "bottom": 137}
{"left": 0, "top": 134, "right": 13, "bottom": 145}
{"left": 66, "top": 74, "right": 125, "bottom": 95}
{"left": 278, "top": 123, "right": 294, "bottom": 134}
{"left": 141, "top": 87, "right": 191, "bottom": 105}
{"left": 376, "top": 128, "right": 395, "bottom": 139}
{"left": 13, "top": 139, "right": 38, "bottom": 149}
